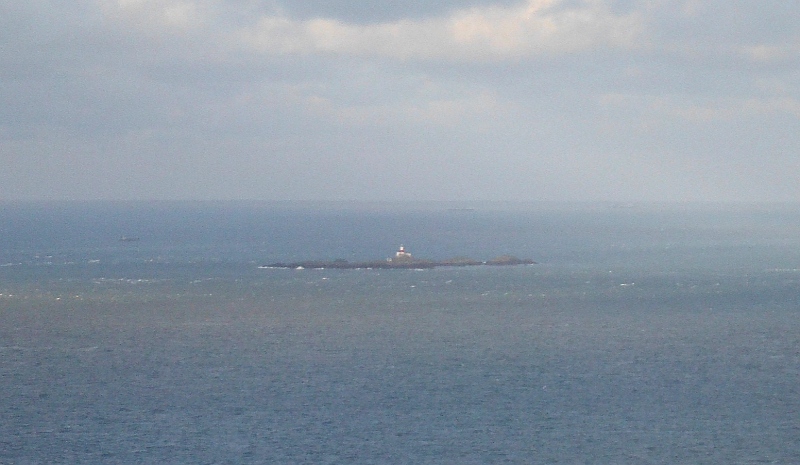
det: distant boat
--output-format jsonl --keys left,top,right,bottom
{"left": 119, "top": 236, "right": 140, "bottom": 242}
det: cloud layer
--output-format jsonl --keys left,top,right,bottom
{"left": 2, "top": 0, "right": 799, "bottom": 201}
{"left": 233, "top": 0, "right": 642, "bottom": 60}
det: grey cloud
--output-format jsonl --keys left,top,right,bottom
{"left": 1, "top": 0, "right": 799, "bottom": 202}
{"left": 270, "top": 0, "right": 523, "bottom": 23}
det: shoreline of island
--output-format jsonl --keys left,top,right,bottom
{"left": 261, "top": 246, "right": 536, "bottom": 270}
{"left": 260, "top": 257, "right": 536, "bottom": 270}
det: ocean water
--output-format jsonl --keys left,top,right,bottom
{"left": 1, "top": 202, "right": 800, "bottom": 464}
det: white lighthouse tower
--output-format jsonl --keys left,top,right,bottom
{"left": 393, "top": 245, "right": 412, "bottom": 261}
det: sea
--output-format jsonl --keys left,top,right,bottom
{"left": 1, "top": 201, "right": 799, "bottom": 464}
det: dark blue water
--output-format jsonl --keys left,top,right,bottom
{"left": 2, "top": 202, "right": 799, "bottom": 463}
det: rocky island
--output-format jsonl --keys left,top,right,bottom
{"left": 262, "top": 245, "right": 536, "bottom": 270}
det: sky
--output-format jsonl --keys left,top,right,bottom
{"left": 1, "top": 0, "right": 799, "bottom": 202}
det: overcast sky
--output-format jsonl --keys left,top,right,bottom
{"left": 2, "top": 0, "right": 799, "bottom": 202}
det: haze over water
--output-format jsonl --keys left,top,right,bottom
{"left": 2, "top": 202, "right": 800, "bottom": 463}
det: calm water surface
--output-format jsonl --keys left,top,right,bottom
{"left": 1, "top": 202, "right": 799, "bottom": 463}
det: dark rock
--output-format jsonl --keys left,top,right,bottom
{"left": 263, "top": 255, "right": 535, "bottom": 270}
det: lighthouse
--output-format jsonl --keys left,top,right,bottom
{"left": 393, "top": 245, "right": 412, "bottom": 261}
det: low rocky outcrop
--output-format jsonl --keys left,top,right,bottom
{"left": 262, "top": 255, "right": 535, "bottom": 270}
